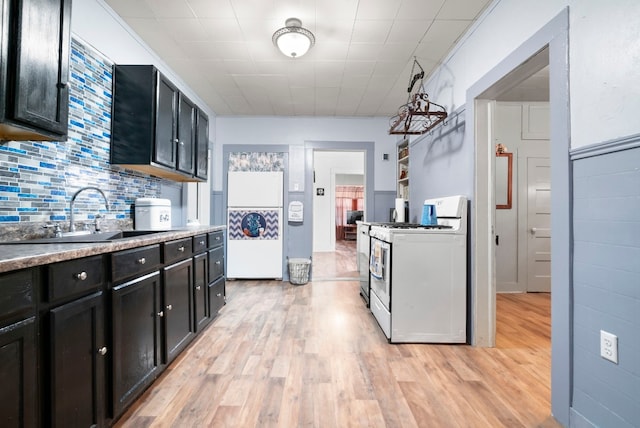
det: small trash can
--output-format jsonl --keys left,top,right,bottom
{"left": 288, "top": 258, "right": 311, "bottom": 285}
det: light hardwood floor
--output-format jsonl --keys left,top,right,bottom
{"left": 311, "top": 239, "right": 358, "bottom": 280}
{"left": 114, "top": 276, "right": 559, "bottom": 427}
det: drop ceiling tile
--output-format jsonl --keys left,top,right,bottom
{"left": 188, "top": 0, "right": 236, "bottom": 19}
{"left": 351, "top": 20, "right": 393, "bottom": 43}
{"left": 310, "top": 42, "right": 349, "bottom": 61}
{"left": 437, "top": 0, "right": 490, "bottom": 20}
{"left": 356, "top": 0, "right": 402, "bottom": 20}
{"left": 316, "top": 20, "right": 354, "bottom": 43}
{"left": 376, "top": 43, "right": 416, "bottom": 61}
{"left": 146, "top": 0, "right": 195, "bottom": 19}
{"left": 199, "top": 19, "right": 245, "bottom": 41}
{"left": 156, "top": 18, "right": 209, "bottom": 42}
{"left": 396, "top": 0, "right": 445, "bottom": 20}
{"left": 387, "top": 20, "right": 429, "bottom": 43}
{"left": 104, "top": 0, "right": 154, "bottom": 18}
{"left": 315, "top": 0, "right": 359, "bottom": 21}
{"left": 414, "top": 19, "right": 472, "bottom": 61}
{"left": 347, "top": 43, "right": 386, "bottom": 61}
{"left": 343, "top": 61, "right": 376, "bottom": 75}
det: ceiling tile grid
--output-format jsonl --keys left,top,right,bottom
{"left": 105, "top": 0, "right": 493, "bottom": 116}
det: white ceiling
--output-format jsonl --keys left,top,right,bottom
{"left": 103, "top": 0, "right": 494, "bottom": 117}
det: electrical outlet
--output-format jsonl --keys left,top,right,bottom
{"left": 600, "top": 330, "right": 618, "bottom": 364}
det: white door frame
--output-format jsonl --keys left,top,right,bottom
{"left": 466, "top": 9, "right": 571, "bottom": 425}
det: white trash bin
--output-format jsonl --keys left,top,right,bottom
{"left": 288, "top": 258, "right": 311, "bottom": 285}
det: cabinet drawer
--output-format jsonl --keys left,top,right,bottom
{"left": 192, "top": 234, "right": 208, "bottom": 254}
{"left": 208, "top": 247, "right": 224, "bottom": 282}
{"left": 208, "top": 230, "right": 223, "bottom": 249}
{"left": 112, "top": 244, "right": 161, "bottom": 283}
{"left": 48, "top": 256, "right": 104, "bottom": 303}
{"left": 0, "top": 269, "right": 36, "bottom": 325}
{"left": 164, "top": 238, "right": 193, "bottom": 264}
{"left": 208, "top": 276, "right": 225, "bottom": 317}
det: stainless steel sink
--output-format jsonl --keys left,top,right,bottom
{"left": 1, "top": 230, "right": 167, "bottom": 244}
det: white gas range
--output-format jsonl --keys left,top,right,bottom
{"left": 368, "top": 195, "right": 468, "bottom": 343}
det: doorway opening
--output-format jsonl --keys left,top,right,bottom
{"left": 311, "top": 149, "right": 365, "bottom": 281}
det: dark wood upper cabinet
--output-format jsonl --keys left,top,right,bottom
{"left": 111, "top": 64, "right": 207, "bottom": 182}
{"left": 177, "top": 94, "right": 195, "bottom": 175}
{"left": 0, "top": 0, "right": 71, "bottom": 141}
{"left": 154, "top": 74, "right": 179, "bottom": 169}
{"left": 195, "top": 109, "right": 209, "bottom": 180}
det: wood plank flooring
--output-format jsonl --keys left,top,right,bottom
{"left": 311, "top": 240, "right": 358, "bottom": 280}
{"left": 114, "top": 279, "right": 560, "bottom": 428}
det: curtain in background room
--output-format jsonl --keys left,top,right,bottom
{"left": 335, "top": 185, "right": 364, "bottom": 241}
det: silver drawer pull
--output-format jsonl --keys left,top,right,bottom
{"left": 196, "top": 285, "right": 201, "bottom": 291}
{"left": 216, "top": 261, "right": 221, "bottom": 265}
{"left": 166, "top": 304, "right": 173, "bottom": 310}
{"left": 75, "top": 271, "right": 87, "bottom": 281}
{"left": 137, "top": 257, "right": 146, "bottom": 265}
{"left": 215, "top": 236, "right": 221, "bottom": 241}
{"left": 157, "top": 311, "right": 164, "bottom": 317}
{"left": 216, "top": 293, "right": 222, "bottom": 297}
{"left": 98, "top": 347, "right": 108, "bottom": 356}
{"left": 199, "top": 240, "right": 205, "bottom": 246}
{"left": 178, "top": 246, "right": 185, "bottom": 252}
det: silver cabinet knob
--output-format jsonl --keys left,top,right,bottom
{"left": 199, "top": 240, "right": 205, "bottom": 246}
{"left": 75, "top": 271, "right": 87, "bottom": 280}
{"left": 157, "top": 311, "right": 164, "bottom": 317}
{"left": 178, "top": 246, "right": 185, "bottom": 252}
{"left": 195, "top": 285, "right": 201, "bottom": 291}
{"left": 216, "top": 261, "right": 221, "bottom": 265}
{"left": 531, "top": 227, "right": 537, "bottom": 235}
{"left": 98, "top": 347, "right": 108, "bottom": 356}
{"left": 216, "top": 293, "right": 222, "bottom": 297}
{"left": 166, "top": 304, "right": 173, "bottom": 310}
{"left": 137, "top": 257, "right": 146, "bottom": 265}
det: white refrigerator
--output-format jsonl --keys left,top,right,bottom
{"left": 227, "top": 171, "right": 283, "bottom": 279}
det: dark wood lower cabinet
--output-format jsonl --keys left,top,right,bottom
{"left": 49, "top": 291, "right": 106, "bottom": 428}
{"left": 111, "top": 271, "right": 161, "bottom": 418}
{"left": 193, "top": 253, "right": 208, "bottom": 331}
{"left": 208, "top": 276, "right": 226, "bottom": 318}
{"left": 162, "top": 258, "right": 194, "bottom": 363}
{"left": 0, "top": 317, "right": 37, "bottom": 428}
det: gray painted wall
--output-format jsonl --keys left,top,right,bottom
{"left": 570, "top": 140, "right": 640, "bottom": 428}
{"left": 408, "top": 108, "right": 472, "bottom": 222}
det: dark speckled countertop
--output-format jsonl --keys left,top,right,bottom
{"left": 0, "top": 225, "right": 225, "bottom": 274}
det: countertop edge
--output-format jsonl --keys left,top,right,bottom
{"left": 0, "top": 225, "right": 226, "bottom": 273}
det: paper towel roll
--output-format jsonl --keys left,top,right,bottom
{"left": 394, "top": 198, "right": 405, "bottom": 223}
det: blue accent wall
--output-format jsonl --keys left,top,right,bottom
{"left": 0, "top": 38, "right": 171, "bottom": 227}
{"left": 571, "top": 141, "right": 640, "bottom": 428}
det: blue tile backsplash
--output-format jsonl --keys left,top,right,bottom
{"left": 0, "top": 37, "right": 167, "bottom": 228}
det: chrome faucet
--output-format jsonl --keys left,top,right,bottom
{"left": 69, "top": 186, "right": 110, "bottom": 233}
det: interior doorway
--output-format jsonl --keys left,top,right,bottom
{"left": 311, "top": 150, "right": 364, "bottom": 281}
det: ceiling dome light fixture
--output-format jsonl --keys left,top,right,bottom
{"left": 272, "top": 18, "right": 315, "bottom": 58}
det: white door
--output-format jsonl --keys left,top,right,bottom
{"left": 527, "top": 157, "right": 551, "bottom": 292}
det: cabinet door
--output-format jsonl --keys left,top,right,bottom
{"left": 208, "top": 246, "right": 224, "bottom": 283}
{"left": 162, "top": 259, "right": 194, "bottom": 363}
{"left": 12, "top": 0, "right": 71, "bottom": 137}
{"left": 154, "top": 73, "right": 178, "bottom": 169}
{"left": 177, "top": 95, "right": 195, "bottom": 175}
{"left": 193, "top": 253, "right": 208, "bottom": 331}
{"left": 195, "top": 109, "right": 209, "bottom": 180}
{"left": 49, "top": 291, "right": 106, "bottom": 428}
{"left": 112, "top": 271, "right": 161, "bottom": 417}
{"left": 0, "top": 317, "right": 37, "bottom": 428}
{"left": 208, "top": 276, "right": 225, "bottom": 318}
